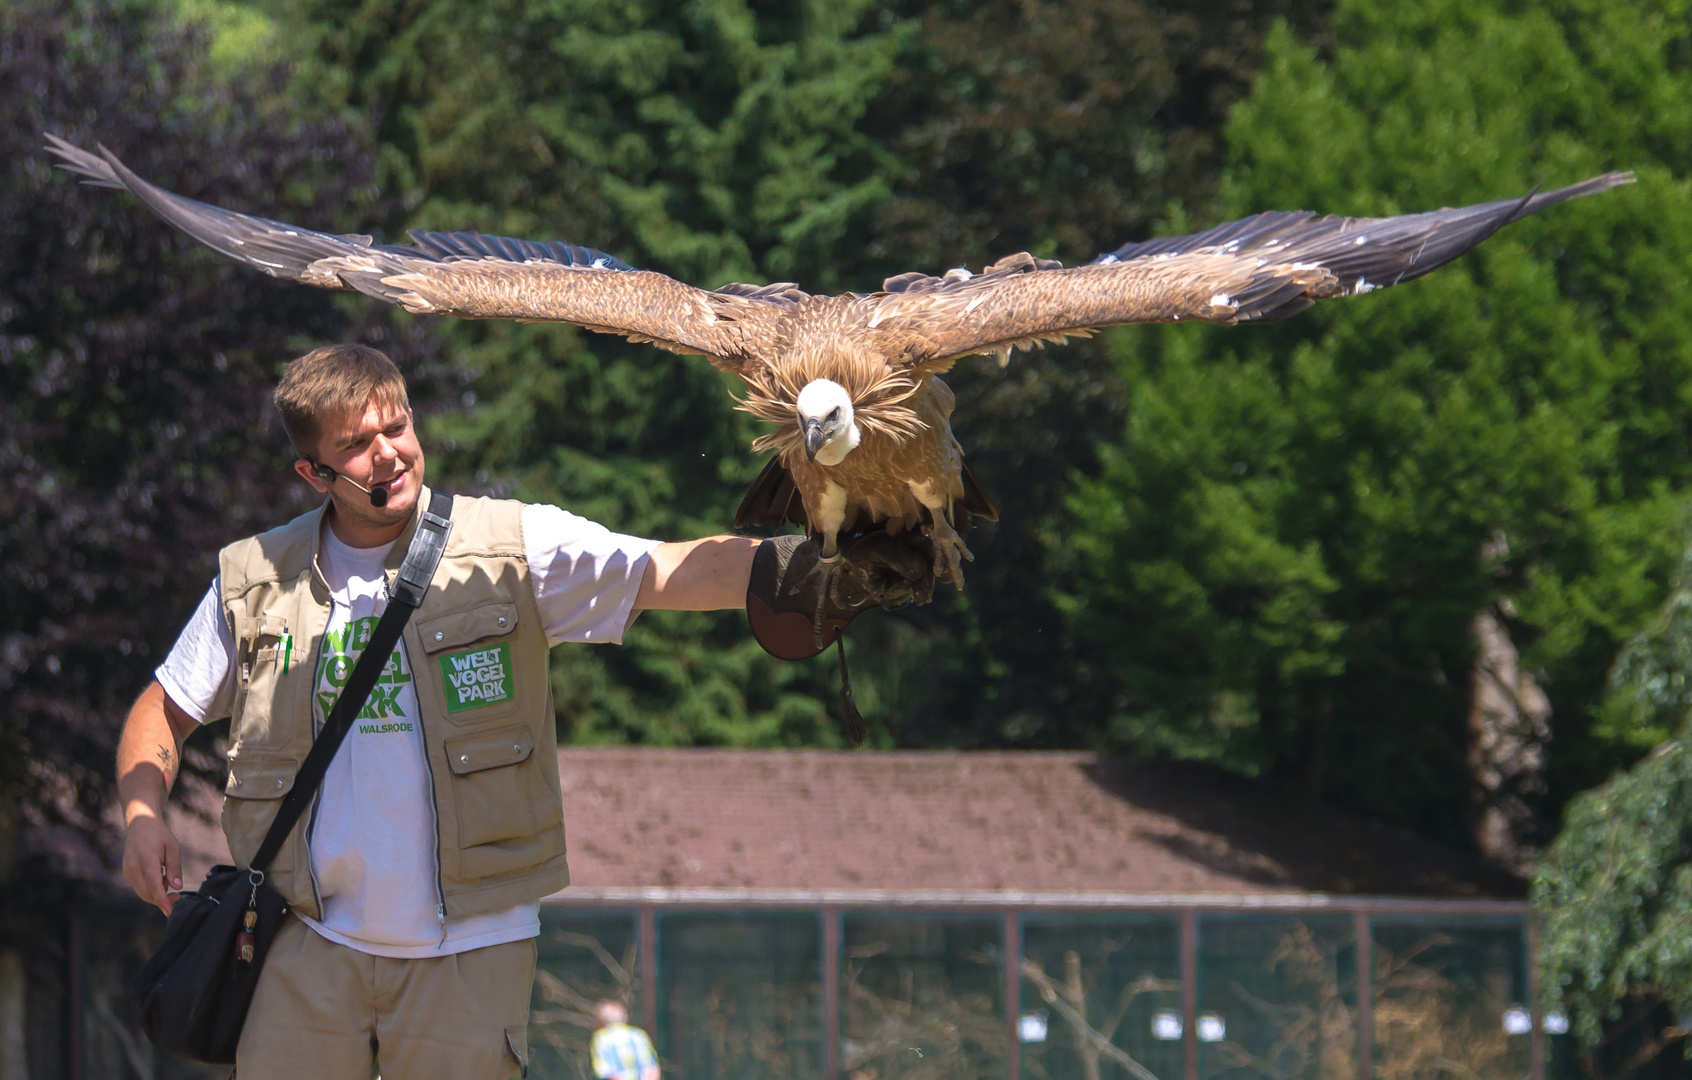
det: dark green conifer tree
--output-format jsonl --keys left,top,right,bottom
{"left": 1535, "top": 530, "right": 1692, "bottom": 1067}
{"left": 1060, "top": 0, "right": 1692, "bottom": 845}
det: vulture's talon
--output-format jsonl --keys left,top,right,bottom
{"left": 924, "top": 518, "right": 971, "bottom": 589}
{"left": 811, "top": 552, "right": 844, "bottom": 647}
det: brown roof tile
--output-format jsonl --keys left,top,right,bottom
{"left": 557, "top": 750, "right": 1523, "bottom": 898}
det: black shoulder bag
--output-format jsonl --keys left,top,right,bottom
{"left": 132, "top": 491, "right": 454, "bottom": 1064}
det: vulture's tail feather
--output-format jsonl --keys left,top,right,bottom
{"left": 735, "top": 456, "right": 806, "bottom": 531}
{"left": 959, "top": 459, "right": 999, "bottom": 522}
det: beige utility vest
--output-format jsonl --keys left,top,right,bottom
{"left": 217, "top": 487, "right": 569, "bottom": 919}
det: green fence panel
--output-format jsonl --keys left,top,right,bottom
{"left": 1369, "top": 917, "right": 1530, "bottom": 1080}
{"left": 1018, "top": 914, "right": 1184, "bottom": 1080}
{"left": 1197, "top": 915, "right": 1359, "bottom": 1080}
{"left": 659, "top": 912, "right": 825, "bottom": 1080}
{"left": 530, "top": 910, "right": 642, "bottom": 1080}
{"left": 841, "top": 914, "right": 1007, "bottom": 1080}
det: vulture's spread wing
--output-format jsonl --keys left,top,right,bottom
{"left": 45, "top": 136, "right": 795, "bottom": 369}
{"left": 865, "top": 173, "right": 1635, "bottom": 372}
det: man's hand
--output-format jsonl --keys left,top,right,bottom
{"left": 123, "top": 811, "right": 183, "bottom": 916}
{"left": 116, "top": 680, "right": 199, "bottom": 915}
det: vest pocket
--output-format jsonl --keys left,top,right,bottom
{"left": 417, "top": 601, "right": 519, "bottom": 654}
{"left": 419, "top": 601, "right": 522, "bottom": 725}
{"left": 444, "top": 724, "right": 538, "bottom": 848}
{"left": 233, "top": 613, "right": 297, "bottom": 746}
{"left": 221, "top": 755, "right": 298, "bottom": 875}
{"left": 236, "top": 615, "right": 289, "bottom": 678}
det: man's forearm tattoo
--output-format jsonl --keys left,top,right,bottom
{"left": 156, "top": 745, "right": 176, "bottom": 784}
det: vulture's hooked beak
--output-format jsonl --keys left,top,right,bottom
{"left": 803, "top": 418, "right": 825, "bottom": 460}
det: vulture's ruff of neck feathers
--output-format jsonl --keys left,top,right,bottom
{"left": 740, "top": 354, "right": 926, "bottom": 458}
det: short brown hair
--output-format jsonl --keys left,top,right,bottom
{"left": 273, "top": 344, "right": 409, "bottom": 458}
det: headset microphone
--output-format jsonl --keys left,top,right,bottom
{"left": 313, "top": 463, "right": 389, "bottom": 508}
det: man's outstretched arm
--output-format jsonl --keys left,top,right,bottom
{"left": 116, "top": 680, "right": 200, "bottom": 915}
{"left": 634, "top": 536, "right": 758, "bottom": 612}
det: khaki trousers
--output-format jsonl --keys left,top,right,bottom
{"left": 236, "top": 915, "right": 535, "bottom": 1080}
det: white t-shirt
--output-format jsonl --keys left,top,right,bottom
{"left": 157, "top": 503, "right": 658, "bottom": 958}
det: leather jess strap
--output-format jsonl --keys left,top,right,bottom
{"left": 249, "top": 491, "right": 454, "bottom": 874}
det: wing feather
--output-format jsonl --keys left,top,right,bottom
{"left": 864, "top": 173, "right": 1635, "bottom": 371}
{"left": 44, "top": 135, "right": 793, "bottom": 369}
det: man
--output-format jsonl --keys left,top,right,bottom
{"left": 114, "top": 344, "right": 908, "bottom": 1079}
{"left": 589, "top": 1001, "right": 659, "bottom": 1080}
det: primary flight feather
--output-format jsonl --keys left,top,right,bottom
{"left": 46, "top": 134, "right": 1633, "bottom": 588}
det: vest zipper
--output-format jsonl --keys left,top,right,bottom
{"left": 302, "top": 614, "right": 326, "bottom": 918}
{"left": 394, "top": 571, "right": 450, "bottom": 947}
{"left": 415, "top": 709, "right": 448, "bottom": 947}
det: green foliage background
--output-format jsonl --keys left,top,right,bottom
{"left": 1061, "top": 0, "right": 1692, "bottom": 846}
{"left": 13, "top": 0, "right": 1692, "bottom": 1049}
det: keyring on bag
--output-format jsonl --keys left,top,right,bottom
{"left": 237, "top": 869, "right": 265, "bottom": 963}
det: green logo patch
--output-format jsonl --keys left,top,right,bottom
{"left": 439, "top": 642, "right": 512, "bottom": 712}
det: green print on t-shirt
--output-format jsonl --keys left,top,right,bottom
{"left": 315, "top": 615, "right": 414, "bottom": 722}
{"left": 356, "top": 721, "right": 414, "bottom": 735}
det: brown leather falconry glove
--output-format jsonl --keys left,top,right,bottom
{"left": 746, "top": 531, "right": 933, "bottom": 745}
{"left": 745, "top": 532, "right": 932, "bottom": 662}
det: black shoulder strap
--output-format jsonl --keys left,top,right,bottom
{"left": 250, "top": 490, "right": 455, "bottom": 873}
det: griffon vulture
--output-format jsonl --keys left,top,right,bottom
{"left": 46, "top": 135, "right": 1632, "bottom": 588}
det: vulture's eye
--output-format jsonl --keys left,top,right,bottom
{"left": 827, "top": 406, "right": 841, "bottom": 422}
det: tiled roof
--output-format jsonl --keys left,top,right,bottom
{"left": 557, "top": 749, "right": 1523, "bottom": 898}
{"left": 159, "top": 748, "right": 1519, "bottom": 897}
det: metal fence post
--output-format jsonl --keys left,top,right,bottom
{"left": 1528, "top": 912, "right": 1544, "bottom": 1080}
{"left": 1005, "top": 908, "right": 1022, "bottom": 1080}
{"left": 1181, "top": 908, "right": 1198, "bottom": 1080}
{"left": 824, "top": 907, "right": 841, "bottom": 1079}
{"left": 1354, "top": 908, "right": 1372, "bottom": 1080}
{"left": 64, "top": 897, "right": 83, "bottom": 1080}
{"left": 638, "top": 904, "right": 658, "bottom": 1044}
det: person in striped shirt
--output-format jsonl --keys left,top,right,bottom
{"left": 590, "top": 1001, "right": 659, "bottom": 1080}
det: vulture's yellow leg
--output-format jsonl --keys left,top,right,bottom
{"left": 909, "top": 481, "right": 972, "bottom": 589}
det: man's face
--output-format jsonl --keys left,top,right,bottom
{"left": 596, "top": 1002, "right": 628, "bottom": 1027}
{"left": 292, "top": 397, "right": 425, "bottom": 530}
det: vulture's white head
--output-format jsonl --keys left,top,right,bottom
{"left": 796, "top": 378, "right": 861, "bottom": 466}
